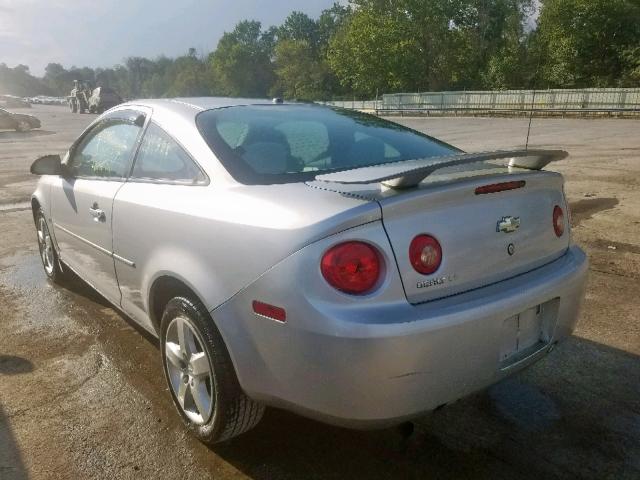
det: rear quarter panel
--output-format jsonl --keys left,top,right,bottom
{"left": 112, "top": 181, "right": 379, "bottom": 333}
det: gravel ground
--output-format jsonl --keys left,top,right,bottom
{"left": 0, "top": 105, "right": 638, "bottom": 479}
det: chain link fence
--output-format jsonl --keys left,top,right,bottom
{"left": 321, "top": 88, "right": 640, "bottom": 116}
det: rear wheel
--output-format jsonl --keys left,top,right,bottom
{"left": 35, "top": 209, "right": 66, "bottom": 283}
{"left": 160, "top": 296, "right": 264, "bottom": 444}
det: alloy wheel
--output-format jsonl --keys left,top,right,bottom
{"left": 36, "top": 216, "right": 55, "bottom": 276}
{"left": 164, "top": 316, "right": 215, "bottom": 424}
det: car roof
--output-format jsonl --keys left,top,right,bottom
{"left": 119, "top": 97, "right": 300, "bottom": 127}
{"left": 128, "top": 97, "right": 294, "bottom": 112}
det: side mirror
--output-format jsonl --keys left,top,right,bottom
{"left": 30, "top": 154, "right": 62, "bottom": 176}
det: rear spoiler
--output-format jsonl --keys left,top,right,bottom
{"left": 315, "top": 149, "right": 568, "bottom": 189}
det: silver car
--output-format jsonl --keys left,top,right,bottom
{"left": 30, "top": 98, "right": 588, "bottom": 444}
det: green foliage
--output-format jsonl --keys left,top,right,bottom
{"left": 0, "top": 64, "right": 51, "bottom": 96}
{"left": 210, "top": 20, "right": 275, "bottom": 97}
{"left": 273, "top": 39, "right": 331, "bottom": 100}
{"left": 2, "top": 1, "right": 639, "bottom": 99}
{"left": 535, "top": 0, "right": 640, "bottom": 87}
{"left": 327, "top": 0, "right": 536, "bottom": 95}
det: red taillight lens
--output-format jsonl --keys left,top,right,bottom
{"left": 409, "top": 235, "right": 442, "bottom": 275}
{"left": 321, "top": 241, "right": 381, "bottom": 295}
{"left": 553, "top": 205, "right": 565, "bottom": 237}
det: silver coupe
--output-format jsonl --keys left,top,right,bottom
{"left": 31, "top": 98, "right": 588, "bottom": 443}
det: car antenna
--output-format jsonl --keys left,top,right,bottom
{"left": 525, "top": 89, "right": 536, "bottom": 151}
{"left": 525, "top": 37, "right": 543, "bottom": 151}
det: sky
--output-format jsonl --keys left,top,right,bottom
{"left": 0, "top": 0, "right": 339, "bottom": 76}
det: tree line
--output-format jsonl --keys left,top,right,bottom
{"left": 2, "top": 0, "right": 639, "bottom": 100}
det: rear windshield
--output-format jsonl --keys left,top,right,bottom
{"left": 196, "top": 104, "right": 459, "bottom": 184}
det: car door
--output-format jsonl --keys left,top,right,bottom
{"left": 50, "top": 109, "right": 145, "bottom": 304}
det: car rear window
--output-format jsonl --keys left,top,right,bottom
{"left": 196, "top": 104, "right": 459, "bottom": 184}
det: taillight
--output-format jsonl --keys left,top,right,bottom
{"left": 409, "top": 235, "right": 442, "bottom": 275}
{"left": 553, "top": 205, "right": 565, "bottom": 237}
{"left": 321, "top": 241, "right": 381, "bottom": 295}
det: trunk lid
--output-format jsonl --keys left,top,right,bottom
{"left": 309, "top": 165, "right": 570, "bottom": 304}
{"left": 379, "top": 170, "right": 569, "bottom": 303}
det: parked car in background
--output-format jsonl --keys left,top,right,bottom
{"left": 28, "top": 96, "right": 65, "bottom": 105}
{"left": 30, "top": 98, "right": 588, "bottom": 445}
{"left": 0, "top": 95, "right": 31, "bottom": 108}
{"left": 0, "top": 107, "right": 40, "bottom": 131}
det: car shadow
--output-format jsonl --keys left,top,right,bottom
{"left": 0, "top": 394, "right": 30, "bottom": 479}
{"left": 209, "top": 336, "right": 640, "bottom": 480}
{"left": 0, "top": 356, "right": 34, "bottom": 375}
{"left": 57, "top": 266, "right": 158, "bottom": 346}
{"left": 0, "top": 130, "right": 55, "bottom": 141}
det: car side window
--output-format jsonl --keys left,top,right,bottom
{"left": 130, "top": 123, "right": 207, "bottom": 184}
{"left": 69, "top": 121, "right": 141, "bottom": 179}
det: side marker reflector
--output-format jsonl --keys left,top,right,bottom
{"left": 252, "top": 300, "right": 286, "bottom": 322}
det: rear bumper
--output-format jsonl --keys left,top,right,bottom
{"left": 213, "top": 245, "right": 588, "bottom": 428}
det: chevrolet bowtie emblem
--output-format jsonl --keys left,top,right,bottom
{"left": 497, "top": 216, "right": 520, "bottom": 233}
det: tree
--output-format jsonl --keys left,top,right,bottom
{"left": 327, "top": 2, "right": 427, "bottom": 96}
{"left": 210, "top": 20, "right": 275, "bottom": 97}
{"left": 125, "top": 57, "right": 156, "bottom": 97}
{"left": 272, "top": 7, "right": 349, "bottom": 100}
{"left": 278, "top": 11, "right": 320, "bottom": 50}
{"left": 273, "top": 39, "right": 332, "bottom": 99}
{"left": 535, "top": 0, "right": 640, "bottom": 87}
{"left": 167, "top": 54, "right": 212, "bottom": 96}
{"left": 328, "top": 0, "right": 534, "bottom": 95}
{"left": 318, "top": 3, "right": 352, "bottom": 52}
{"left": 0, "top": 63, "right": 52, "bottom": 96}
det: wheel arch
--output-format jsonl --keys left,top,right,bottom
{"left": 147, "top": 274, "right": 211, "bottom": 334}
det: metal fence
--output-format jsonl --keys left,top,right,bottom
{"left": 321, "top": 88, "right": 640, "bottom": 116}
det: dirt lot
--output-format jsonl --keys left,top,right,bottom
{"left": 0, "top": 105, "right": 638, "bottom": 479}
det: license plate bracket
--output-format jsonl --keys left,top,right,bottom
{"left": 499, "top": 299, "right": 559, "bottom": 366}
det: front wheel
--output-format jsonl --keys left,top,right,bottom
{"left": 16, "top": 120, "right": 31, "bottom": 132}
{"left": 35, "top": 209, "right": 66, "bottom": 282}
{"left": 160, "top": 296, "right": 264, "bottom": 444}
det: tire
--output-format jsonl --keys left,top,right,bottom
{"left": 16, "top": 120, "right": 31, "bottom": 132}
{"left": 160, "top": 296, "right": 264, "bottom": 444}
{"left": 35, "top": 209, "right": 66, "bottom": 283}
{"left": 70, "top": 100, "right": 78, "bottom": 113}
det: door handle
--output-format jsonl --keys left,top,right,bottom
{"left": 89, "top": 203, "right": 106, "bottom": 222}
